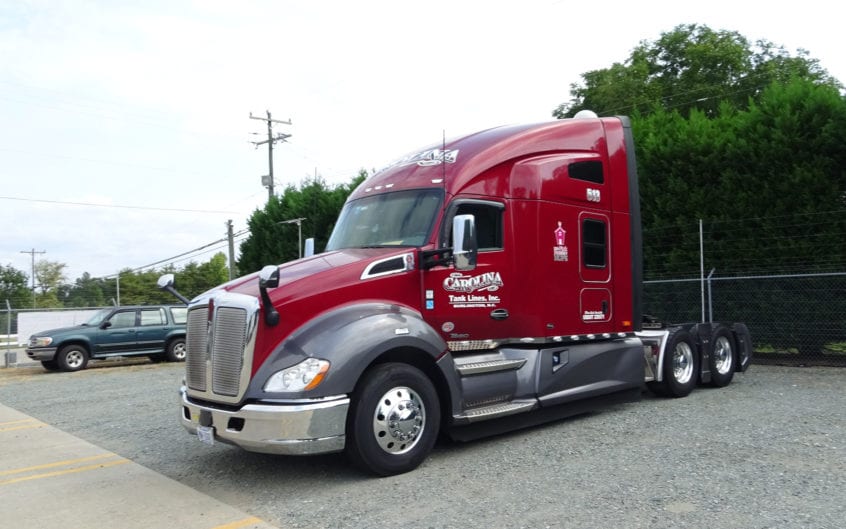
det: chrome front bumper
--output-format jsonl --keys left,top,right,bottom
{"left": 180, "top": 387, "right": 350, "bottom": 455}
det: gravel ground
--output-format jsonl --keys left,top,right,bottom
{"left": 1, "top": 361, "right": 844, "bottom": 529}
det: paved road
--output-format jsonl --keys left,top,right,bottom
{"left": 1, "top": 361, "right": 844, "bottom": 528}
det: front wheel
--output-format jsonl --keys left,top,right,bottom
{"left": 57, "top": 345, "right": 89, "bottom": 372}
{"left": 346, "top": 363, "right": 440, "bottom": 476}
{"left": 41, "top": 359, "right": 60, "bottom": 371}
{"left": 165, "top": 337, "right": 186, "bottom": 362}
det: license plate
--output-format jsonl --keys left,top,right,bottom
{"left": 197, "top": 425, "right": 215, "bottom": 446}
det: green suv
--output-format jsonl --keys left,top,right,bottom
{"left": 26, "top": 305, "right": 188, "bottom": 372}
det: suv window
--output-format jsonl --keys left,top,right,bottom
{"left": 170, "top": 307, "right": 187, "bottom": 324}
{"left": 140, "top": 308, "right": 166, "bottom": 326}
{"left": 109, "top": 311, "right": 137, "bottom": 328}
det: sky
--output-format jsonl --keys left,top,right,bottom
{"left": 1, "top": 0, "right": 844, "bottom": 290}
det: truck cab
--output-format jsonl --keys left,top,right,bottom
{"left": 166, "top": 115, "right": 749, "bottom": 476}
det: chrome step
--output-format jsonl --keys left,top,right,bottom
{"left": 454, "top": 399, "right": 536, "bottom": 423}
{"left": 455, "top": 358, "right": 526, "bottom": 376}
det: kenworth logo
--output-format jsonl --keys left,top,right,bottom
{"left": 443, "top": 271, "right": 503, "bottom": 293}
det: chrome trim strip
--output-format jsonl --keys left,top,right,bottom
{"left": 448, "top": 333, "right": 634, "bottom": 352}
{"left": 455, "top": 358, "right": 526, "bottom": 376}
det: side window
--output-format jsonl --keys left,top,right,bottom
{"left": 170, "top": 307, "right": 187, "bottom": 324}
{"left": 582, "top": 219, "right": 607, "bottom": 268}
{"left": 569, "top": 160, "right": 604, "bottom": 184}
{"left": 140, "top": 308, "right": 166, "bottom": 326}
{"left": 452, "top": 202, "right": 504, "bottom": 251}
{"left": 109, "top": 311, "right": 137, "bottom": 328}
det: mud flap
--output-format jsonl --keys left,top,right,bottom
{"left": 732, "top": 322, "right": 753, "bottom": 372}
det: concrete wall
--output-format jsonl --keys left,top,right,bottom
{"left": 17, "top": 310, "right": 101, "bottom": 346}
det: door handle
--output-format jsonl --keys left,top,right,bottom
{"left": 490, "top": 309, "right": 509, "bottom": 320}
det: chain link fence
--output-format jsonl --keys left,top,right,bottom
{"left": 644, "top": 272, "right": 846, "bottom": 365}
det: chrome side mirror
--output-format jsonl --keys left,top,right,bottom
{"left": 452, "top": 214, "right": 477, "bottom": 271}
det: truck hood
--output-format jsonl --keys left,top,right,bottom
{"left": 212, "top": 247, "right": 415, "bottom": 300}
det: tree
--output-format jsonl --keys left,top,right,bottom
{"left": 175, "top": 253, "right": 230, "bottom": 299}
{"left": 33, "top": 260, "right": 67, "bottom": 308}
{"left": 238, "top": 171, "right": 367, "bottom": 273}
{"left": 631, "top": 78, "right": 846, "bottom": 355}
{"left": 59, "top": 272, "right": 108, "bottom": 307}
{"left": 553, "top": 24, "right": 838, "bottom": 119}
{"left": 0, "top": 264, "right": 30, "bottom": 308}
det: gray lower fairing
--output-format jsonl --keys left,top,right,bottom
{"left": 244, "top": 302, "right": 457, "bottom": 401}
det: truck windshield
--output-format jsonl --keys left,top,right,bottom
{"left": 326, "top": 189, "right": 443, "bottom": 250}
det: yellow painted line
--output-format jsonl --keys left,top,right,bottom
{"left": 0, "top": 453, "right": 118, "bottom": 477}
{"left": 0, "top": 419, "right": 40, "bottom": 427}
{"left": 0, "top": 459, "right": 130, "bottom": 486}
{"left": 212, "top": 517, "right": 264, "bottom": 529}
{"left": 0, "top": 423, "right": 44, "bottom": 433}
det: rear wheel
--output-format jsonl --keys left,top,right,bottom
{"left": 57, "top": 345, "right": 89, "bottom": 372}
{"left": 346, "top": 363, "right": 440, "bottom": 476}
{"left": 165, "top": 337, "right": 186, "bottom": 362}
{"left": 648, "top": 329, "right": 698, "bottom": 398}
{"left": 708, "top": 326, "right": 736, "bottom": 387}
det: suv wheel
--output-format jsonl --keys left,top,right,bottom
{"left": 57, "top": 345, "right": 89, "bottom": 372}
{"left": 166, "top": 337, "right": 186, "bottom": 362}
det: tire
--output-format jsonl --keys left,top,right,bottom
{"left": 57, "top": 345, "right": 89, "bottom": 372}
{"left": 346, "top": 363, "right": 440, "bottom": 476}
{"left": 165, "top": 337, "right": 186, "bottom": 362}
{"left": 648, "top": 329, "right": 698, "bottom": 398}
{"left": 708, "top": 325, "right": 736, "bottom": 387}
{"left": 41, "top": 360, "right": 60, "bottom": 371}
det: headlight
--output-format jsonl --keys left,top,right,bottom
{"left": 30, "top": 336, "right": 53, "bottom": 347}
{"left": 264, "top": 358, "right": 330, "bottom": 392}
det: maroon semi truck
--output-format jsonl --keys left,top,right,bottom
{"left": 159, "top": 115, "right": 752, "bottom": 475}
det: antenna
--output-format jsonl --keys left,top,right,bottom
{"left": 442, "top": 129, "right": 448, "bottom": 223}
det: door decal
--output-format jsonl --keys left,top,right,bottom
{"left": 553, "top": 221, "right": 569, "bottom": 262}
{"left": 443, "top": 271, "right": 503, "bottom": 308}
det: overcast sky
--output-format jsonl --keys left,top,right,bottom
{"left": 1, "top": 0, "right": 843, "bottom": 288}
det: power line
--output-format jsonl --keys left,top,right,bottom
{"left": 0, "top": 195, "right": 238, "bottom": 214}
{"left": 116, "top": 229, "right": 250, "bottom": 275}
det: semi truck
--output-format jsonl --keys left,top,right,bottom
{"left": 159, "top": 114, "right": 752, "bottom": 476}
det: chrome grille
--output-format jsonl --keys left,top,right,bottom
{"left": 185, "top": 307, "right": 209, "bottom": 391}
{"left": 211, "top": 307, "right": 247, "bottom": 397}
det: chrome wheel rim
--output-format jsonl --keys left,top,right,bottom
{"left": 172, "top": 342, "right": 186, "bottom": 360}
{"left": 713, "top": 336, "right": 733, "bottom": 375}
{"left": 67, "top": 350, "right": 85, "bottom": 369}
{"left": 372, "top": 386, "right": 426, "bottom": 455}
{"left": 672, "top": 342, "right": 694, "bottom": 384}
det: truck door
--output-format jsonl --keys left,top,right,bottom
{"left": 422, "top": 199, "right": 522, "bottom": 344}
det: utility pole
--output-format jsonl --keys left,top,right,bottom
{"left": 20, "top": 248, "right": 45, "bottom": 308}
{"left": 250, "top": 110, "right": 292, "bottom": 200}
{"left": 226, "top": 219, "right": 237, "bottom": 280}
{"left": 278, "top": 218, "right": 306, "bottom": 259}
